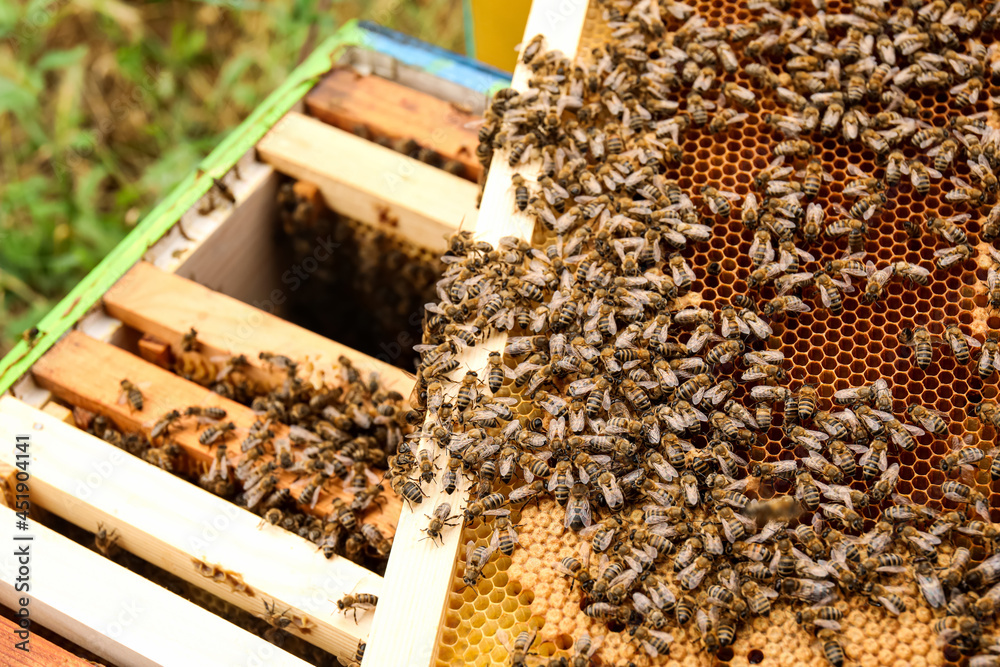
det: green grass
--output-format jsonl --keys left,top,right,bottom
{"left": 0, "top": 0, "right": 464, "bottom": 354}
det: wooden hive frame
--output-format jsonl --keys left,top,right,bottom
{"left": 360, "top": 2, "right": 590, "bottom": 665}
{"left": 0, "top": 20, "right": 512, "bottom": 667}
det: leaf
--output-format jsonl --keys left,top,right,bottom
{"left": 0, "top": 75, "right": 37, "bottom": 116}
{"left": 36, "top": 46, "right": 87, "bottom": 72}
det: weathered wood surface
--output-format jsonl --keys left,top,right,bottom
{"left": 306, "top": 68, "right": 483, "bottom": 181}
{"left": 31, "top": 331, "right": 400, "bottom": 536}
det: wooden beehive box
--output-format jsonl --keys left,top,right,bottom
{"left": 0, "top": 20, "right": 510, "bottom": 667}
{"left": 4, "top": 0, "right": 993, "bottom": 664}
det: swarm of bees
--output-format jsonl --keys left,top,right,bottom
{"left": 80, "top": 349, "right": 408, "bottom": 577}
{"left": 410, "top": 0, "right": 1000, "bottom": 664}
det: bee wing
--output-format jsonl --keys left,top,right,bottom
{"left": 778, "top": 272, "right": 814, "bottom": 295}
{"left": 833, "top": 387, "right": 862, "bottom": 403}
{"left": 744, "top": 313, "right": 773, "bottom": 339}
{"left": 787, "top": 297, "right": 812, "bottom": 313}
{"left": 741, "top": 365, "right": 771, "bottom": 381}
{"left": 568, "top": 378, "right": 598, "bottom": 397}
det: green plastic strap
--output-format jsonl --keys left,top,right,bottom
{"left": 0, "top": 23, "right": 367, "bottom": 395}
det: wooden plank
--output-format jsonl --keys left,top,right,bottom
{"left": 361, "top": 3, "right": 589, "bottom": 666}
{"left": 257, "top": 112, "right": 477, "bottom": 253}
{"left": 137, "top": 336, "right": 173, "bottom": 368}
{"left": 103, "top": 262, "right": 413, "bottom": 398}
{"left": 0, "top": 504, "right": 313, "bottom": 667}
{"left": 305, "top": 68, "right": 483, "bottom": 182}
{"left": 0, "top": 396, "right": 378, "bottom": 661}
{"left": 30, "top": 331, "right": 400, "bottom": 536}
{"left": 0, "top": 615, "right": 102, "bottom": 666}
{"left": 41, "top": 402, "right": 74, "bottom": 425}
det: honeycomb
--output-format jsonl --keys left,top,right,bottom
{"left": 429, "top": 0, "right": 1000, "bottom": 663}
{"left": 439, "top": 497, "right": 958, "bottom": 667}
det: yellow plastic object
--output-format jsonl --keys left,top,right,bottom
{"left": 467, "top": 0, "right": 532, "bottom": 72}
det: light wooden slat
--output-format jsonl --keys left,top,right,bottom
{"left": 0, "top": 504, "right": 313, "bottom": 667}
{"left": 30, "top": 331, "right": 400, "bottom": 536}
{"left": 41, "top": 402, "right": 74, "bottom": 425}
{"left": 0, "top": 615, "right": 95, "bottom": 667}
{"left": 472, "top": 1, "right": 588, "bottom": 246}
{"left": 102, "top": 262, "right": 414, "bottom": 398}
{"left": 305, "top": 68, "right": 483, "bottom": 182}
{"left": 361, "top": 3, "right": 589, "bottom": 666}
{"left": 257, "top": 112, "right": 477, "bottom": 253}
{"left": 0, "top": 395, "right": 377, "bottom": 661}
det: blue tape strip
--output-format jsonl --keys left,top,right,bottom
{"left": 358, "top": 21, "right": 510, "bottom": 95}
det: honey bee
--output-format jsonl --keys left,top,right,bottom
{"left": 926, "top": 214, "right": 970, "bottom": 244}
{"left": 869, "top": 462, "right": 901, "bottom": 504}
{"left": 94, "top": 522, "right": 121, "bottom": 558}
{"left": 144, "top": 442, "right": 182, "bottom": 473}
{"left": 983, "top": 203, "right": 1000, "bottom": 240}
{"left": 796, "top": 605, "right": 843, "bottom": 631}
{"left": 583, "top": 602, "right": 634, "bottom": 625}
{"left": 802, "top": 158, "right": 832, "bottom": 198}
{"left": 708, "top": 107, "right": 748, "bottom": 134}
{"left": 946, "top": 176, "right": 985, "bottom": 205}
{"left": 773, "top": 572, "right": 829, "bottom": 602}
{"left": 520, "top": 35, "right": 544, "bottom": 64}
{"left": 487, "top": 509, "right": 522, "bottom": 556}
{"left": 118, "top": 379, "right": 146, "bottom": 412}
{"left": 361, "top": 523, "right": 391, "bottom": 558}
{"left": 826, "top": 217, "right": 868, "bottom": 253}
{"left": 511, "top": 174, "right": 529, "bottom": 211}
{"left": 884, "top": 151, "right": 905, "bottom": 187}
{"left": 391, "top": 473, "right": 426, "bottom": 508}
{"left": 966, "top": 553, "right": 1000, "bottom": 589}
{"left": 497, "top": 630, "right": 537, "bottom": 667}
{"left": 816, "top": 628, "right": 846, "bottom": 667}
{"left": 422, "top": 502, "right": 461, "bottom": 545}
{"left": 820, "top": 502, "right": 864, "bottom": 532}
{"left": 180, "top": 327, "right": 199, "bottom": 352}
{"left": 257, "top": 598, "right": 292, "bottom": 642}
{"left": 913, "top": 559, "right": 945, "bottom": 609}
{"left": 978, "top": 334, "right": 1000, "bottom": 379}
{"left": 814, "top": 272, "right": 854, "bottom": 314}
{"left": 941, "top": 323, "right": 980, "bottom": 364}
{"left": 148, "top": 409, "right": 182, "bottom": 441}
{"left": 906, "top": 404, "right": 948, "bottom": 435}
{"left": 939, "top": 549, "right": 973, "bottom": 591}
{"left": 864, "top": 582, "right": 908, "bottom": 615}
{"left": 630, "top": 626, "right": 674, "bottom": 658}
{"left": 335, "top": 587, "right": 378, "bottom": 623}
{"left": 899, "top": 326, "right": 938, "bottom": 369}
{"left": 773, "top": 139, "right": 813, "bottom": 158}
{"left": 975, "top": 400, "right": 1000, "bottom": 432}
{"left": 700, "top": 186, "right": 740, "bottom": 217}
{"left": 565, "top": 483, "right": 591, "bottom": 531}
{"left": 762, "top": 295, "right": 811, "bottom": 316}
{"left": 199, "top": 420, "right": 237, "bottom": 446}
{"left": 903, "top": 160, "right": 941, "bottom": 194}
{"left": 860, "top": 129, "right": 890, "bottom": 158}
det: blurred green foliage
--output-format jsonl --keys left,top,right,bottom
{"left": 0, "top": 0, "right": 464, "bottom": 353}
